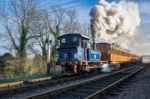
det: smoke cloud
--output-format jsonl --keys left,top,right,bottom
{"left": 90, "top": 0, "right": 141, "bottom": 51}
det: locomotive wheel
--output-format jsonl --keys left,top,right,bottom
{"left": 61, "top": 65, "right": 67, "bottom": 73}
{"left": 73, "top": 65, "right": 78, "bottom": 73}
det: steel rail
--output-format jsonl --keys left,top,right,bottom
{"left": 85, "top": 66, "right": 147, "bottom": 99}
{"left": 24, "top": 67, "right": 135, "bottom": 99}
{"left": 0, "top": 71, "right": 104, "bottom": 96}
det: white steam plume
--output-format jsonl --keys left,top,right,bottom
{"left": 90, "top": 0, "right": 140, "bottom": 49}
{"left": 101, "top": 64, "right": 112, "bottom": 72}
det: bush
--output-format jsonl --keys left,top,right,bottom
{"left": 0, "top": 60, "right": 6, "bottom": 73}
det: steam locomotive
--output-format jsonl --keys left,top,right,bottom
{"left": 56, "top": 33, "right": 141, "bottom": 73}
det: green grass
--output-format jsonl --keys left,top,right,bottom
{"left": 0, "top": 73, "right": 48, "bottom": 84}
{"left": 0, "top": 66, "right": 62, "bottom": 84}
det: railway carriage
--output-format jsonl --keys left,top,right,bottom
{"left": 96, "top": 43, "right": 141, "bottom": 63}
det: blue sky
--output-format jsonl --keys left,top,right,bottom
{"left": 37, "top": 0, "right": 150, "bottom": 23}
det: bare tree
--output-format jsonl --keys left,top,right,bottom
{"left": 63, "top": 9, "right": 81, "bottom": 34}
{"left": 46, "top": 7, "right": 67, "bottom": 74}
{"left": 30, "top": 9, "right": 49, "bottom": 73}
{"left": 81, "top": 22, "right": 91, "bottom": 37}
{"left": 1, "top": 0, "right": 39, "bottom": 75}
{"left": 31, "top": 7, "right": 66, "bottom": 75}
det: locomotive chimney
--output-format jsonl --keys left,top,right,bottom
{"left": 90, "top": 14, "right": 97, "bottom": 50}
{"left": 93, "top": 42, "right": 96, "bottom": 49}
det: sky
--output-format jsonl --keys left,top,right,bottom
{"left": 0, "top": 0, "right": 150, "bottom": 55}
{"left": 37, "top": 0, "right": 150, "bottom": 21}
{"left": 38, "top": 0, "right": 150, "bottom": 42}
{"left": 36, "top": 0, "right": 150, "bottom": 55}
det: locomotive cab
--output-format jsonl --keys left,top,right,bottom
{"left": 57, "top": 33, "right": 89, "bottom": 48}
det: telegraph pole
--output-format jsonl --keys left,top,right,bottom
{"left": 46, "top": 38, "right": 52, "bottom": 75}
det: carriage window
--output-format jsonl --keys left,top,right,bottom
{"left": 81, "top": 40, "right": 87, "bottom": 48}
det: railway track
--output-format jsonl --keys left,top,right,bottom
{"left": 24, "top": 65, "right": 148, "bottom": 99}
{"left": 85, "top": 65, "right": 149, "bottom": 99}
{"left": 104, "top": 63, "right": 150, "bottom": 99}
{"left": 0, "top": 70, "right": 107, "bottom": 98}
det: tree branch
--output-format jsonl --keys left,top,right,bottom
{"left": 6, "top": 22, "right": 18, "bottom": 50}
{"left": 25, "top": 33, "right": 45, "bottom": 44}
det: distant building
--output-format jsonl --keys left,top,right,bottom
{"left": 142, "top": 55, "right": 150, "bottom": 63}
